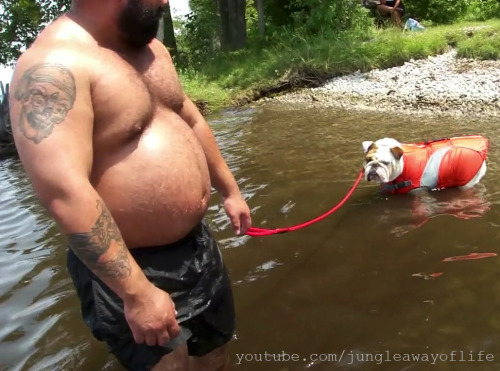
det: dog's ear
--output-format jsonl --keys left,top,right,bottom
{"left": 390, "top": 146, "right": 404, "bottom": 160}
{"left": 362, "top": 141, "right": 374, "bottom": 153}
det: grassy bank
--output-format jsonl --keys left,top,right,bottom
{"left": 179, "top": 19, "right": 500, "bottom": 113}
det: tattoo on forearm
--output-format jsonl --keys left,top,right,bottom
{"left": 14, "top": 63, "right": 76, "bottom": 144}
{"left": 68, "top": 200, "right": 132, "bottom": 279}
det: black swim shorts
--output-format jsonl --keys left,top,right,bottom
{"left": 67, "top": 221, "right": 235, "bottom": 371}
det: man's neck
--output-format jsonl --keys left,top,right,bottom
{"left": 67, "top": 2, "right": 128, "bottom": 51}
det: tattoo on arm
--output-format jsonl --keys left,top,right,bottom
{"left": 68, "top": 200, "right": 132, "bottom": 279}
{"left": 14, "top": 63, "right": 76, "bottom": 144}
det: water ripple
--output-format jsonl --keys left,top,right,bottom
{"left": 2, "top": 106, "right": 500, "bottom": 370}
{"left": 0, "top": 158, "right": 72, "bottom": 370}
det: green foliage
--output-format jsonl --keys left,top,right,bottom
{"left": 287, "top": 0, "right": 372, "bottom": 36}
{"left": 176, "top": 0, "right": 220, "bottom": 67}
{"left": 264, "top": 0, "right": 307, "bottom": 27}
{"left": 245, "top": 0, "right": 260, "bottom": 39}
{"left": 405, "top": 0, "right": 499, "bottom": 24}
{"left": 179, "top": 0, "right": 373, "bottom": 70}
{"left": 0, "top": 0, "right": 71, "bottom": 65}
{"left": 463, "top": 0, "right": 500, "bottom": 21}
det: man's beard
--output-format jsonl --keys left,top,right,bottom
{"left": 118, "top": 0, "right": 165, "bottom": 48}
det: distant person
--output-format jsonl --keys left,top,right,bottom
{"left": 9, "top": 0, "right": 252, "bottom": 370}
{"left": 377, "top": 0, "right": 405, "bottom": 28}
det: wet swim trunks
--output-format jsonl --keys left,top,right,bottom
{"left": 67, "top": 221, "right": 235, "bottom": 371}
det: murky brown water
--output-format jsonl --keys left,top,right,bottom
{"left": 2, "top": 104, "right": 500, "bottom": 371}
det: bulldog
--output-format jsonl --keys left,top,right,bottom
{"left": 362, "top": 136, "right": 489, "bottom": 194}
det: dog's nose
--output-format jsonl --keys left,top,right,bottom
{"left": 367, "top": 169, "right": 379, "bottom": 181}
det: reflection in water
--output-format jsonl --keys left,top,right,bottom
{"left": 2, "top": 105, "right": 500, "bottom": 370}
{"left": 442, "top": 252, "right": 497, "bottom": 262}
{"left": 389, "top": 184, "right": 492, "bottom": 237}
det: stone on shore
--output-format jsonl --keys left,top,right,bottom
{"left": 267, "top": 49, "right": 500, "bottom": 118}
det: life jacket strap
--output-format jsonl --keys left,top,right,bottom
{"left": 382, "top": 180, "right": 413, "bottom": 193}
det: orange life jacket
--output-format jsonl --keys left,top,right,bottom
{"left": 382, "top": 135, "right": 489, "bottom": 194}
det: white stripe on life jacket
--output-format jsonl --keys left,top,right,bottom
{"left": 420, "top": 147, "right": 451, "bottom": 189}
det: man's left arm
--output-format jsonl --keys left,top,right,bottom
{"left": 179, "top": 96, "right": 252, "bottom": 235}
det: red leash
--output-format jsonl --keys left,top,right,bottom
{"left": 245, "top": 169, "right": 364, "bottom": 237}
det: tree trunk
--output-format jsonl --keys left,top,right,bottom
{"left": 163, "top": 4, "right": 177, "bottom": 55}
{"left": 156, "top": 3, "right": 177, "bottom": 55}
{"left": 213, "top": 0, "right": 222, "bottom": 51}
{"left": 0, "top": 83, "right": 13, "bottom": 143}
{"left": 156, "top": 17, "right": 165, "bottom": 43}
{"left": 219, "top": 0, "right": 246, "bottom": 51}
{"left": 255, "top": 0, "right": 265, "bottom": 37}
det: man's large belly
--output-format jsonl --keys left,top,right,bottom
{"left": 91, "top": 116, "right": 211, "bottom": 248}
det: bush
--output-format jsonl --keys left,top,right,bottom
{"left": 463, "top": 0, "right": 500, "bottom": 21}
{"left": 406, "top": 0, "right": 469, "bottom": 24}
{"left": 288, "top": 0, "right": 373, "bottom": 36}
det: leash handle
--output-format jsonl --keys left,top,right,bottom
{"left": 245, "top": 170, "right": 364, "bottom": 237}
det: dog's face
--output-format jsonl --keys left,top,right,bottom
{"left": 362, "top": 138, "right": 405, "bottom": 183}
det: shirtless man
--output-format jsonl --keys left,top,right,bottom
{"left": 9, "top": 0, "right": 251, "bottom": 370}
{"left": 377, "top": 0, "right": 405, "bottom": 28}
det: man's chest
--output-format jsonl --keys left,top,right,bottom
{"left": 90, "top": 48, "right": 184, "bottom": 138}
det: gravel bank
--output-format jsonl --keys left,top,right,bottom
{"left": 268, "top": 49, "right": 500, "bottom": 118}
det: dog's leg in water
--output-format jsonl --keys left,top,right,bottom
{"left": 408, "top": 187, "right": 432, "bottom": 195}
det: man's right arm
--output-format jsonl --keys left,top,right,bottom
{"left": 9, "top": 52, "right": 179, "bottom": 346}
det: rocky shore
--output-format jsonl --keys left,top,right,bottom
{"left": 268, "top": 49, "right": 500, "bottom": 118}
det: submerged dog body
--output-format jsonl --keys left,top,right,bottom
{"left": 362, "top": 136, "right": 489, "bottom": 194}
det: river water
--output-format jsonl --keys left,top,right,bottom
{"left": 2, "top": 104, "right": 500, "bottom": 371}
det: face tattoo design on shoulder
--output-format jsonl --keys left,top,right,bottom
{"left": 14, "top": 63, "right": 76, "bottom": 144}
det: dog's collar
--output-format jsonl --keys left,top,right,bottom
{"left": 382, "top": 180, "right": 412, "bottom": 193}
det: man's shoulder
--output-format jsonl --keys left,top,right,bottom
{"left": 15, "top": 23, "right": 96, "bottom": 86}
{"left": 20, "top": 15, "right": 96, "bottom": 71}
{"left": 15, "top": 47, "right": 91, "bottom": 85}
{"left": 149, "top": 39, "right": 173, "bottom": 60}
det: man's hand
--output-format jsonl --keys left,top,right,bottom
{"left": 124, "top": 283, "right": 180, "bottom": 346}
{"left": 223, "top": 194, "right": 252, "bottom": 235}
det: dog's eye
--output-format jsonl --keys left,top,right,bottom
{"left": 381, "top": 161, "right": 390, "bottom": 165}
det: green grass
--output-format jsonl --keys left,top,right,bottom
{"left": 179, "top": 68, "right": 231, "bottom": 111}
{"left": 455, "top": 22, "right": 500, "bottom": 59}
{"left": 179, "top": 19, "right": 500, "bottom": 112}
